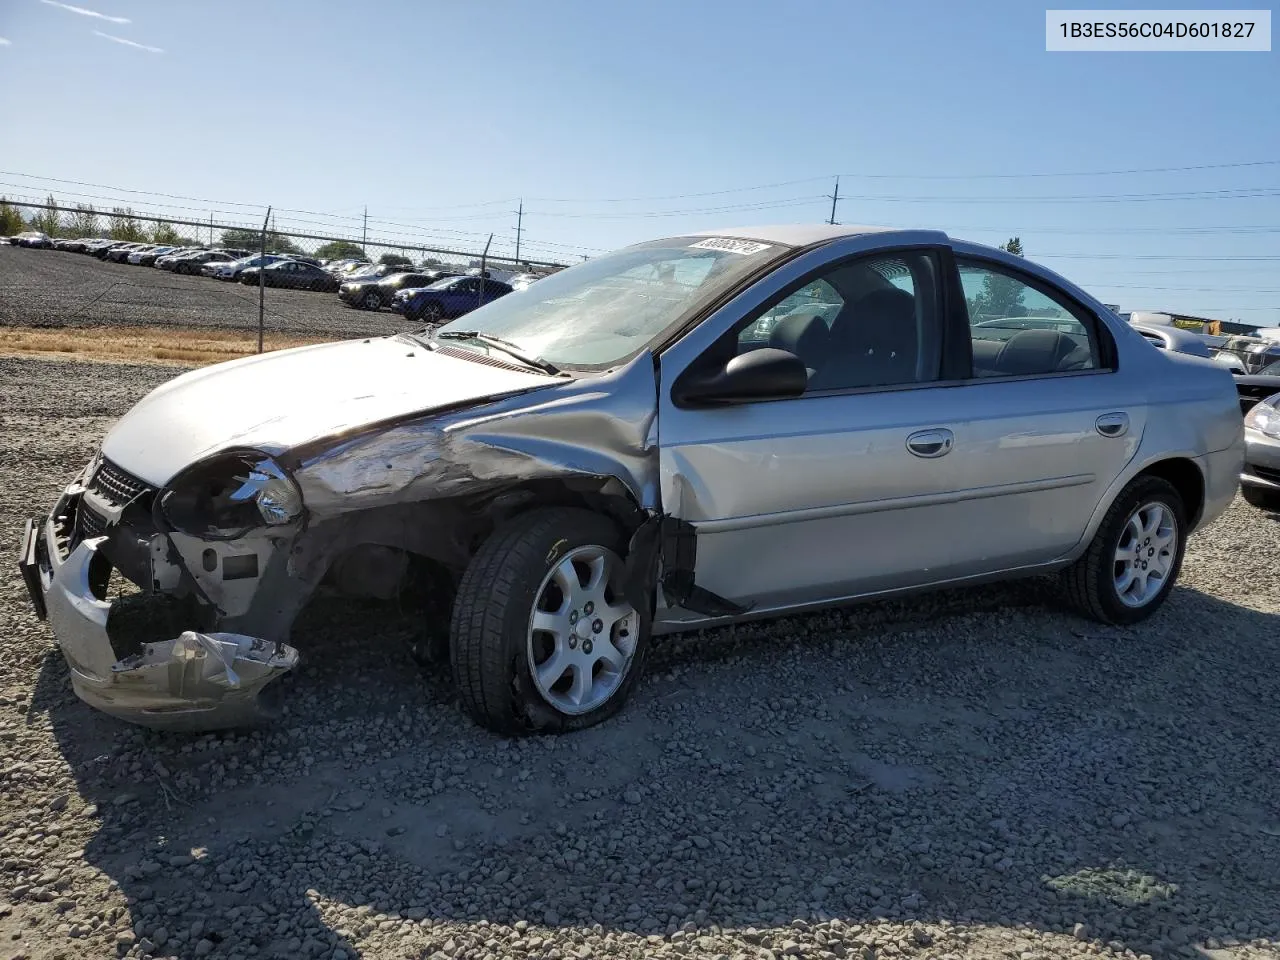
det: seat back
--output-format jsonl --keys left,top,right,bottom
{"left": 810, "top": 288, "right": 918, "bottom": 390}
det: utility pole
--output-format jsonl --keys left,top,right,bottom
{"left": 827, "top": 176, "right": 840, "bottom": 225}
{"left": 478, "top": 233, "right": 493, "bottom": 312}
{"left": 257, "top": 206, "right": 271, "bottom": 355}
{"left": 362, "top": 206, "right": 368, "bottom": 250}
{"left": 514, "top": 199, "right": 523, "bottom": 264}
{"left": 209, "top": 211, "right": 213, "bottom": 246}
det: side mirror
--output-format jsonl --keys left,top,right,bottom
{"left": 674, "top": 347, "right": 808, "bottom": 406}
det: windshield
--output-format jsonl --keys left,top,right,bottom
{"left": 432, "top": 235, "right": 790, "bottom": 367}
{"left": 1260, "top": 358, "right": 1280, "bottom": 376}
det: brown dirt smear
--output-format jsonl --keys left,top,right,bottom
{"left": 0, "top": 324, "right": 343, "bottom": 367}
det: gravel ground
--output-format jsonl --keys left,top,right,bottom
{"left": 1, "top": 355, "right": 1279, "bottom": 960}
{"left": 0, "top": 246, "right": 414, "bottom": 338}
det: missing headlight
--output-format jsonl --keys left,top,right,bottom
{"left": 159, "top": 451, "right": 304, "bottom": 540}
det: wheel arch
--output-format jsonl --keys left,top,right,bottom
{"left": 1135, "top": 456, "right": 1206, "bottom": 530}
{"left": 1069, "top": 452, "right": 1208, "bottom": 561}
{"left": 292, "top": 474, "right": 648, "bottom": 599}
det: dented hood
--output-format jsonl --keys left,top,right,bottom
{"left": 101, "top": 336, "right": 554, "bottom": 486}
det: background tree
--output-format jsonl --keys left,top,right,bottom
{"left": 27, "top": 194, "right": 63, "bottom": 237}
{"left": 315, "top": 240, "right": 366, "bottom": 261}
{"left": 149, "top": 221, "right": 189, "bottom": 245}
{"left": 65, "top": 203, "right": 102, "bottom": 238}
{"left": 219, "top": 228, "right": 301, "bottom": 254}
{"left": 967, "top": 236, "right": 1027, "bottom": 320}
{"left": 108, "top": 207, "right": 148, "bottom": 242}
{"left": 0, "top": 198, "right": 25, "bottom": 236}
{"left": 379, "top": 252, "right": 413, "bottom": 268}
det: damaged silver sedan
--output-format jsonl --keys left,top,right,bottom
{"left": 20, "top": 225, "right": 1245, "bottom": 733}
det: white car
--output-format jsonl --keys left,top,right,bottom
{"left": 126, "top": 245, "right": 170, "bottom": 265}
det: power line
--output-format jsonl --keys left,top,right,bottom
{"left": 517, "top": 160, "right": 1280, "bottom": 203}
{"left": 835, "top": 158, "right": 1280, "bottom": 181}
{"left": 9, "top": 157, "right": 1275, "bottom": 221}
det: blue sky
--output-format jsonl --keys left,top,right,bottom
{"left": 0, "top": 0, "right": 1276, "bottom": 323}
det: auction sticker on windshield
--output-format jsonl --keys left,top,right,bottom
{"left": 689, "top": 237, "right": 773, "bottom": 255}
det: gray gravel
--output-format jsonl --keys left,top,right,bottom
{"left": 1, "top": 354, "right": 1279, "bottom": 960}
{"left": 0, "top": 246, "right": 415, "bottom": 337}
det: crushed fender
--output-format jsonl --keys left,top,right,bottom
{"left": 624, "top": 515, "right": 751, "bottom": 618}
{"left": 99, "top": 631, "right": 299, "bottom": 731}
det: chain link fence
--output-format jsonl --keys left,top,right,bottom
{"left": 0, "top": 197, "right": 567, "bottom": 364}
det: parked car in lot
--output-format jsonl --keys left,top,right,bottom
{"left": 344, "top": 263, "right": 408, "bottom": 282}
{"left": 326, "top": 259, "right": 371, "bottom": 277}
{"left": 205, "top": 254, "right": 289, "bottom": 280}
{"left": 92, "top": 241, "right": 132, "bottom": 259}
{"left": 239, "top": 260, "right": 340, "bottom": 292}
{"left": 339, "top": 270, "right": 458, "bottom": 311}
{"left": 13, "top": 231, "right": 52, "bottom": 249}
{"left": 392, "top": 274, "right": 512, "bottom": 322}
{"left": 106, "top": 243, "right": 150, "bottom": 263}
{"left": 1234, "top": 357, "right": 1280, "bottom": 415}
{"left": 1130, "top": 322, "right": 1213, "bottom": 358}
{"left": 154, "top": 249, "right": 197, "bottom": 270}
{"left": 19, "top": 224, "right": 1245, "bottom": 735}
{"left": 162, "top": 250, "right": 235, "bottom": 274}
{"left": 1241, "top": 386, "right": 1280, "bottom": 511}
{"left": 130, "top": 245, "right": 179, "bottom": 266}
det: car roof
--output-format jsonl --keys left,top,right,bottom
{"left": 685, "top": 223, "right": 931, "bottom": 247}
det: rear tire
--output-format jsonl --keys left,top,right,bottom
{"left": 1060, "top": 475, "right": 1186, "bottom": 625}
{"left": 1242, "top": 484, "right": 1280, "bottom": 512}
{"left": 450, "top": 508, "right": 649, "bottom": 735}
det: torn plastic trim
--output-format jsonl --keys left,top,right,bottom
{"left": 87, "top": 631, "right": 299, "bottom": 732}
{"left": 624, "top": 514, "right": 751, "bottom": 618}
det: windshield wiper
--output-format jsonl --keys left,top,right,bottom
{"left": 435, "top": 330, "right": 562, "bottom": 375}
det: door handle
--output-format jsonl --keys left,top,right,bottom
{"left": 1095, "top": 412, "right": 1130, "bottom": 438}
{"left": 906, "top": 428, "right": 954, "bottom": 459}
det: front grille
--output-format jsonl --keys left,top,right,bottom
{"left": 89, "top": 458, "right": 151, "bottom": 507}
{"left": 1253, "top": 464, "right": 1280, "bottom": 485}
{"left": 75, "top": 457, "right": 155, "bottom": 543}
{"left": 78, "top": 504, "right": 108, "bottom": 539}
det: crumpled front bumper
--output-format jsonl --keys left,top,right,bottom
{"left": 20, "top": 485, "right": 299, "bottom": 732}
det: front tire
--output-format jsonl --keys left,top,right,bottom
{"left": 450, "top": 508, "right": 649, "bottom": 735}
{"left": 1060, "top": 475, "right": 1186, "bottom": 625}
{"left": 421, "top": 301, "right": 444, "bottom": 323}
{"left": 1242, "top": 484, "right": 1280, "bottom": 512}
{"left": 361, "top": 291, "right": 382, "bottom": 310}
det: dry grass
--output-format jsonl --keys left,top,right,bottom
{"left": 0, "top": 325, "right": 343, "bottom": 367}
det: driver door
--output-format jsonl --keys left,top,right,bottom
{"left": 656, "top": 239, "right": 969, "bottom": 623}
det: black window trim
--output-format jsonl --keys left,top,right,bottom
{"left": 672, "top": 243, "right": 956, "bottom": 407}
{"left": 950, "top": 254, "right": 1119, "bottom": 383}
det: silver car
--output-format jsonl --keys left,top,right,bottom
{"left": 20, "top": 225, "right": 1244, "bottom": 734}
{"left": 1241, "top": 386, "right": 1280, "bottom": 511}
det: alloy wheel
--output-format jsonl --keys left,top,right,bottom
{"left": 1113, "top": 501, "right": 1178, "bottom": 608}
{"left": 526, "top": 545, "right": 638, "bottom": 715}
